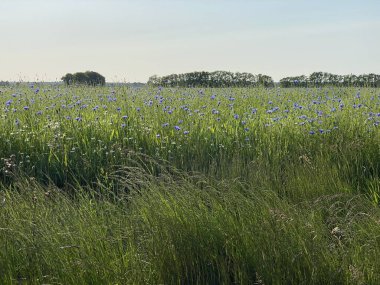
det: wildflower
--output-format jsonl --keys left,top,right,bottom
{"left": 234, "top": 114, "right": 239, "bottom": 119}
{"left": 23, "top": 106, "right": 29, "bottom": 110}
{"left": 184, "top": 130, "right": 189, "bottom": 135}
{"left": 174, "top": 125, "right": 181, "bottom": 131}
{"left": 309, "top": 130, "right": 315, "bottom": 135}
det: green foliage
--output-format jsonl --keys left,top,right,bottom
{"left": 1, "top": 165, "right": 380, "bottom": 284}
{"left": 148, "top": 71, "right": 274, "bottom": 87}
{"left": 280, "top": 72, "right": 380, "bottom": 88}
{"left": 61, "top": 71, "right": 105, "bottom": 86}
{"left": 0, "top": 85, "right": 379, "bottom": 283}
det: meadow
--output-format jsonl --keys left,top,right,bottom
{"left": 0, "top": 84, "right": 380, "bottom": 284}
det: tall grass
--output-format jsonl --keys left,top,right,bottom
{"left": 0, "top": 85, "right": 379, "bottom": 198}
{"left": 1, "top": 162, "right": 380, "bottom": 284}
{"left": 0, "top": 85, "right": 379, "bottom": 283}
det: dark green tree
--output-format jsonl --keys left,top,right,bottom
{"left": 61, "top": 71, "right": 105, "bottom": 86}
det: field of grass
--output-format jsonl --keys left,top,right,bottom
{"left": 0, "top": 84, "right": 380, "bottom": 284}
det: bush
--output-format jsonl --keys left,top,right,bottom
{"left": 62, "top": 71, "right": 105, "bottom": 86}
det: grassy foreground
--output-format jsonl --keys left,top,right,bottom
{"left": 0, "top": 85, "right": 379, "bottom": 284}
{"left": 1, "top": 165, "right": 380, "bottom": 285}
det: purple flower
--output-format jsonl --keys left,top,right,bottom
{"left": 309, "top": 130, "right": 315, "bottom": 135}
{"left": 174, "top": 126, "right": 181, "bottom": 131}
{"left": 183, "top": 130, "right": 189, "bottom": 135}
{"left": 122, "top": 115, "right": 128, "bottom": 120}
{"left": 23, "top": 106, "right": 29, "bottom": 110}
{"left": 234, "top": 114, "right": 239, "bottom": 119}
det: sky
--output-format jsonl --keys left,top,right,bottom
{"left": 0, "top": 0, "right": 379, "bottom": 83}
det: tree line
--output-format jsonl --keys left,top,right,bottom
{"left": 147, "top": 71, "right": 274, "bottom": 87}
{"left": 61, "top": 71, "right": 105, "bottom": 86}
{"left": 279, "top": 72, "right": 380, "bottom": 88}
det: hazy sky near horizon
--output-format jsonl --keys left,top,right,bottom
{"left": 1, "top": 0, "right": 379, "bottom": 82}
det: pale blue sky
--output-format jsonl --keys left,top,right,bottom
{"left": 0, "top": 0, "right": 379, "bottom": 82}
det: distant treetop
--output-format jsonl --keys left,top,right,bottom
{"left": 61, "top": 71, "right": 105, "bottom": 86}
{"left": 148, "top": 71, "right": 274, "bottom": 88}
{"left": 279, "top": 72, "right": 380, "bottom": 88}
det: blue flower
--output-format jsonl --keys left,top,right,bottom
{"left": 183, "top": 130, "right": 189, "bottom": 135}
{"left": 174, "top": 126, "right": 181, "bottom": 131}
{"left": 23, "top": 106, "right": 29, "bottom": 110}
{"left": 234, "top": 114, "right": 239, "bottom": 119}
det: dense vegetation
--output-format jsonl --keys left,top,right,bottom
{"left": 0, "top": 84, "right": 379, "bottom": 284}
{"left": 280, "top": 72, "right": 380, "bottom": 88}
{"left": 148, "top": 71, "right": 274, "bottom": 87}
{"left": 147, "top": 71, "right": 380, "bottom": 88}
{"left": 61, "top": 71, "right": 106, "bottom": 86}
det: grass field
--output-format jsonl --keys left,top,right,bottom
{"left": 0, "top": 84, "right": 380, "bottom": 284}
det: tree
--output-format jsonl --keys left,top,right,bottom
{"left": 148, "top": 71, "right": 274, "bottom": 88}
{"left": 61, "top": 71, "right": 105, "bottom": 86}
